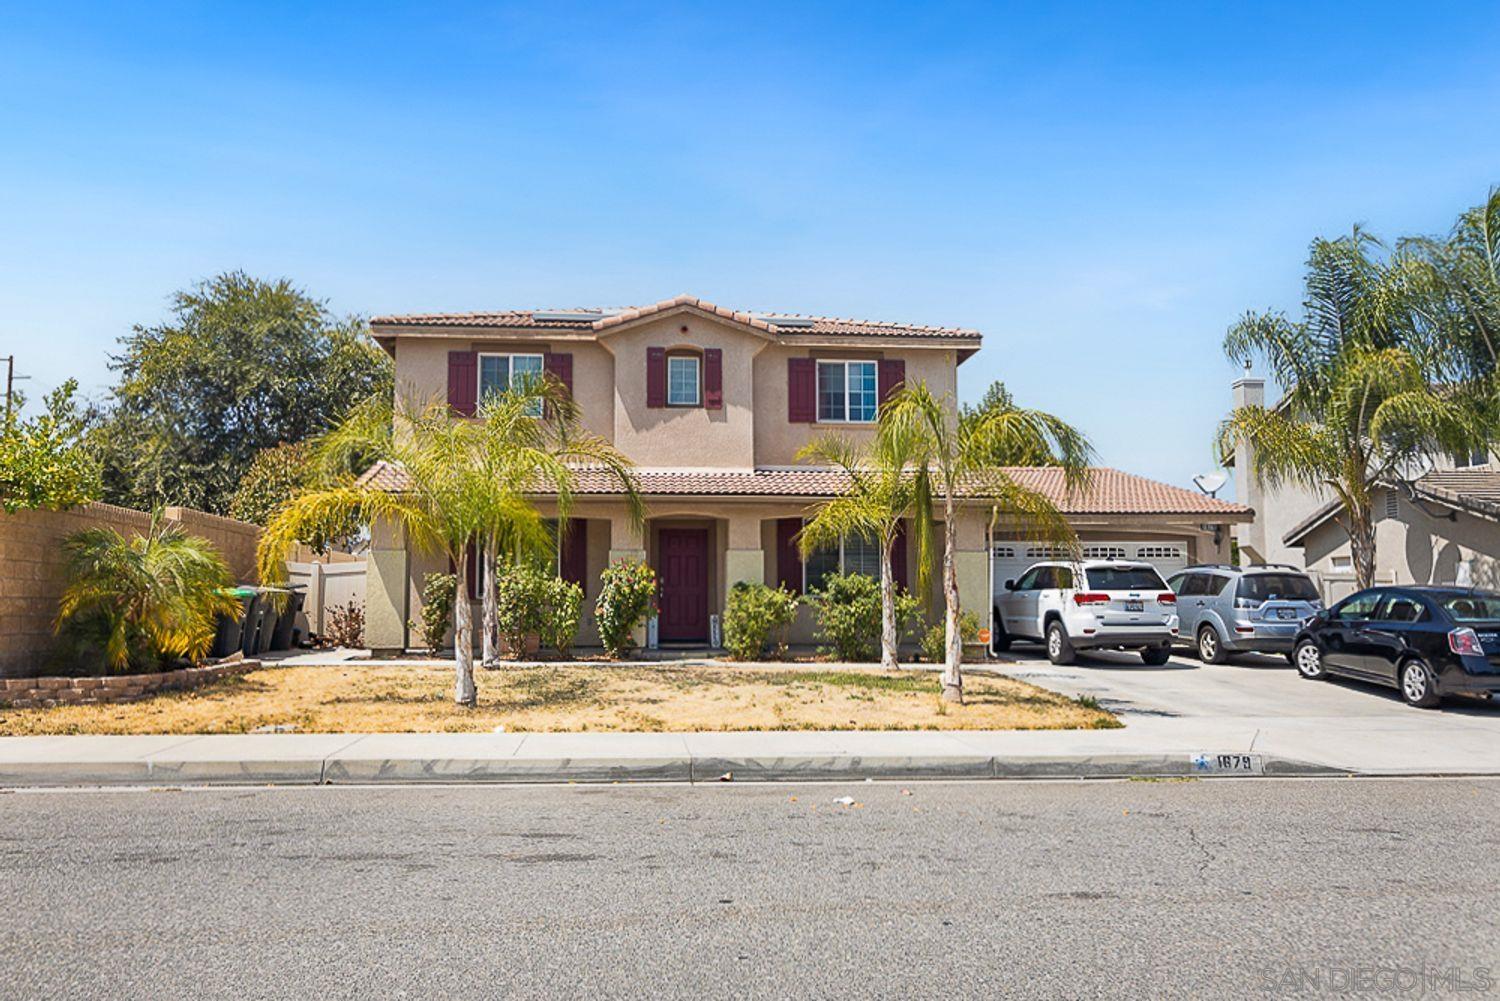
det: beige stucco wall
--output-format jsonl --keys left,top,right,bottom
{"left": 754, "top": 344, "right": 959, "bottom": 467}
{"left": 1299, "top": 488, "right": 1500, "bottom": 601}
{"left": 392, "top": 333, "right": 616, "bottom": 443}
{"left": 600, "top": 315, "right": 763, "bottom": 468}
{"left": 389, "top": 316, "right": 962, "bottom": 473}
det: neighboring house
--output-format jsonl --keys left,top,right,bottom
{"left": 359, "top": 294, "right": 1250, "bottom": 653}
{"left": 1226, "top": 374, "right": 1500, "bottom": 602}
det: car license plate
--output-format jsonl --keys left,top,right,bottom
{"left": 1276, "top": 608, "right": 1297, "bottom": 620}
{"left": 1124, "top": 600, "right": 1143, "bottom": 612}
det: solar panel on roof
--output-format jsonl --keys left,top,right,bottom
{"left": 531, "top": 311, "right": 606, "bottom": 322}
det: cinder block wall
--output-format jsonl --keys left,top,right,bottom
{"left": 0, "top": 503, "right": 262, "bottom": 678}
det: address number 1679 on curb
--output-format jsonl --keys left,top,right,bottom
{"left": 1190, "top": 753, "right": 1264, "bottom": 775}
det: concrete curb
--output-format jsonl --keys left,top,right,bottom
{"left": 0, "top": 744, "right": 1351, "bottom": 787}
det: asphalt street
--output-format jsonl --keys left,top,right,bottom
{"left": 3, "top": 779, "right": 1498, "bottom": 999}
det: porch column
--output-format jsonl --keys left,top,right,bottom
{"left": 952, "top": 508, "right": 990, "bottom": 648}
{"left": 724, "top": 515, "right": 765, "bottom": 591}
{"left": 606, "top": 510, "right": 649, "bottom": 648}
{"left": 365, "top": 515, "right": 409, "bottom": 656}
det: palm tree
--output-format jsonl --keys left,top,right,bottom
{"left": 1218, "top": 229, "right": 1494, "bottom": 590}
{"left": 258, "top": 379, "right": 641, "bottom": 705}
{"left": 881, "top": 380, "right": 1093, "bottom": 702}
{"left": 56, "top": 513, "right": 240, "bottom": 671}
{"left": 1403, "top": 186, "right": 1500, "bottom": 383}
{"left": 471, "top": 374, "right": 643, "bottom": 666}
{"left": 796, "top": 416, "right": 930, "bottom": 670}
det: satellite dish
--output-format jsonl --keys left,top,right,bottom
{"left": 1193, "top": 472, "right": 1227, "bottom": 497}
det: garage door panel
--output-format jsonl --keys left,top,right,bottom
{"left": 991, "top": 539, "right": 1189, "bottom": 598}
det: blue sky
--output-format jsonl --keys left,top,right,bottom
{"left": 3, "top": 2, "right": 1499, "bottom": 495}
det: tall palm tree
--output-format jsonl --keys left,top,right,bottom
{"left": 472, "top": 374, "right": 643, "bottom": 667}
{"left": 796, "top": 415, "right": 931, "bottom": 670}
{"left": 258, "top": 380, "right": 641, "bottom": 705}
{"left": 1403, "top": 186, "right": 1500, "bottom": 382}
{"left": 881, "top": 380, "right": 1093, "bottom": 702}
{"left": 1218, "top": 229, "right": 1494, "bottom": 590}
{"left": 56, "top": 513, "right": 240, "bottom": 671}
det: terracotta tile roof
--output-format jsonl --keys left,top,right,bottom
{"left": 369, "top": 293, "right": 981, "bottom": 342}
{"left": 355, "top": 461, "right": 1248, "bottom": 517}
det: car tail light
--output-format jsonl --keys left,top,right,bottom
{"left": 1072, "top": 592, "right": 1110, "bottom": 606}
{"left": 1157, "top": 592, "right": 1176, "bottom": 605}
{"left": 1450, "top": 627, "right": 1484, "bottom": 657}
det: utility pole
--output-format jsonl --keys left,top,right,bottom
{"left": 4, "top": 355, "right": 30, "bottom": 425}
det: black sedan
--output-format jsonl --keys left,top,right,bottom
{"left": 1292, "top": 586, "right": 1500, "bottom": 708}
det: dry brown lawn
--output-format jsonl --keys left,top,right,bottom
{"left": 0, "top": 663, "right": 1119, "bottom": 735}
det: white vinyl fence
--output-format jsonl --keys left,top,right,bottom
{"left": 285, "top": 560, "right": 367, "bottom": 639}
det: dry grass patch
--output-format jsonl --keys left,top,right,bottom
{"left": 0, "top": 663, "right": 1119, "bottom": 735}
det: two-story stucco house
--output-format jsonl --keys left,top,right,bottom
{"left": 358, "top": 294, "right": 1249, "bottom": 653}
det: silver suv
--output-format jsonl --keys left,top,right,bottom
{"left": 993, "top": 560, "right": 1179, "bottom": 665}
{"left": 1166, "top": 564, "right": 1324, "bottom": 663}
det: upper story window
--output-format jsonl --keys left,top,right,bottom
{"left": 667, "top": 353, "right": 701, "bottom": 407}
{"left": 479, "top": 353, "right": 544, "bottom": 416}
{"left": 817, "top": 360, "right": 878, "bottom": 423}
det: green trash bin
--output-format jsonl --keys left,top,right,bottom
{"left": 212, "top": 587, "right": 258, "bottom": 659}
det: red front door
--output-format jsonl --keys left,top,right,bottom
{"left": 657, "top": 528, "right": 709, "bottom": 643}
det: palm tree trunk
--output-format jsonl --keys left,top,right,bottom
{"left": 481, "top": 534, "right": 498, "bottom": 667}
{"left": 1348, "top": 505, "right": 1377, "bottom": 590}
{"left": 940, "top": 488, "right": 964, "bottom": 704}
{"left": 453, "top": 548, "right": 477, "bottom": 707}
{"left": 879, "top": 536, "right": 899, "bottom": 670}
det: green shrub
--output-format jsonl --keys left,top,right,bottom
{"left": 920, "top": 610, "right": 982, "bottom": 663}
{"left": 409, "top": 572, "right": 457, "bottom": 653}
{"left": 722, "top": 582, "right": 800, "bottom": 660}
{"left": 493, "top": 562, "right": 549, "bottom": 656}
{"left": 808, "top": 572, "right": 919, "bottom": 662}
{"left": 595, "top": 559, "right": 657, "bottom": 658}
{"left": 540, "top": 576, "right": 583, "bottom": 657}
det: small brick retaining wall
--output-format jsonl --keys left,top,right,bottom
{"left": 0, "top": 503, "right": 262, "bottom": 678}
{"left": 0, "top": 660, "right": 260, "bottom": 709}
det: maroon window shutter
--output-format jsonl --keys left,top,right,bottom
{"left": 561, "top": 518, "right": 588, "bottom": 586}
{"left": 890, "top": 519, "right": 909, "bottom": 594}
{"left": 776, "top": 517, "right": 803, "bottom": 594}
{"left": 787, "top": 357, "right": 816, "bottom": 423}
{"left": 646, "top": 347, "right": 666, "bottom": 407}
{"left": 448, "top": 351, "right": 478, "bottom": 416}
{"left": 878, "top": 358, "right": 906, "bottom": 409}
{"left": 544, "top": 352, "right": 574, "bottom": 398}
{"left": 703, "top": 348, "right": 723, "bottom": 410}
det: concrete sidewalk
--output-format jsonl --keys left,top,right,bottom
{"left": 7, "top": 714, "right": 1497, "bottom": 787}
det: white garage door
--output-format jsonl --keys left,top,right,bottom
{"left": 991, "top": 540, "right": 1191, "bottom": 599}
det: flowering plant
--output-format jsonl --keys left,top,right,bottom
{"left": 594, "top": 558, "right": 658, "bottom": 657}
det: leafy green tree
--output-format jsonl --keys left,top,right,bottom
{"left": 806, "top": 571, "right": 919, "bottom": 663}
{"left": 0, "top": 379, "right": 101, "bottom": 513}
{"left": 98, "top": 272, "right": 392, "bottom": 515}
{"left": 1218, "top": 229, "right": 1494, "bottom": 590}
{"left": 882, "top": 380, "right": 1092, "bottom": 702}
{"left": 959, "top": 380, "right": 1064, "bottom": 466}
{"left": 55, "top": 514, "right": 239, "bottom": 672}
{"left": 228, "top": 441, "right": 313, "bottom": 525}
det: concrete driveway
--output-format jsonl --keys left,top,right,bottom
{"left": 991, "top": 639, "right": 1500, "bottom": 773}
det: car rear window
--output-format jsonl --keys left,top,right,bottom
{"left": 1237, "top": 574, "right": 1320, "bottom": 602}
{"left": 1441, "top": 594, "right": 1500, "bottom": 622}
{"left": 1085, "top": 567, "right": 1167, "bottom": 591}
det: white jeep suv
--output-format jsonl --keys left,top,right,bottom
{"left": 993, "top": 560, "right": 1179, "bottom": 665}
